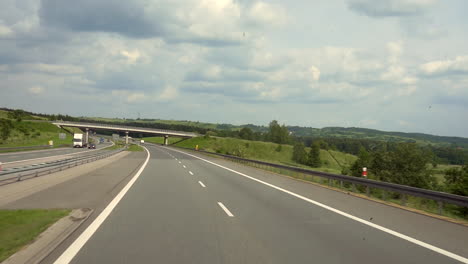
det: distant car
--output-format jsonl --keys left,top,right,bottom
{"left": 88, "top": 143, "right": 96, "bottom": 149}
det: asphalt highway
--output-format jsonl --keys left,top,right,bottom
{"left": 0, "top": 142, "right": 112, "bottom": 164}
{"left": 49, "top": 144, "right": 468, "bottom": 264}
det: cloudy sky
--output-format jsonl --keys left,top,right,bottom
{"left": 1, "top": 0, "right": 467, "bottom": 137}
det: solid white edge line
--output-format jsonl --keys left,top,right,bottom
{"left": 53, "top": 146, "right": 151, "bottom": 264}
{"left": 167, "top": 147, "right": 468, "bottom": 264}
{"left": 198, "top": 181, "right": 206, "bottom": 188}
{"left": 218, "top": 202, "right": 234, "bottom": 217}
{"left": 189, "top": 171, "right": 194, "bottom": 175}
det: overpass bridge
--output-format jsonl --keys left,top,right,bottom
{"left": 52, "top": 121, "right": 198, "bottom": 145}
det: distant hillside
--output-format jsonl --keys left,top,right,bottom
{"left": 114, "top": 117, "right": 468, "bottom": 148}
{"left": 288, "top": 126, "right": 468, "bottom": 148}
{"left": 2, "top": 107, "right": 467, "bottom": 149}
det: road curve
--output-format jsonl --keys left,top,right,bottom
{"left": 55, "top": 144, "right": 468, "bottom": 264}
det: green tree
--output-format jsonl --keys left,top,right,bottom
{"left": 292, "top": 142, "right": 307, "bottom": 164}
{"left": 350, "top": 147, "right": 372, "bottom": 177}
{"left": 370, "top": 143, "right": 436, "bottom": 189}
{"left": 268, "top": 120, "right": 290, "bottom": 144}
{"left": 0, "top": 118, "right": 13, "bottom": 141}
{"left": 239, "top": 127, "right": 253, "bottom": 140}
{"left": 307, "top": 143, "right": 322, "bottom": 167}
{"left": 445, "top": 166, "right": 468, "bottom": 196}
{"left": 389, "top": 144, "right": 436, "bottom": 189}
{"left": 444, "top": 166, "right": 468, "bottom": 216}
{"left": 7, "top": 109, "right": 26, "bottom": 122}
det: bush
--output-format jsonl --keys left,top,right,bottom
{"left": 0, "top": 118, "right": 13, "bottom": 141}
{"left": 275, "top": 144, "right": 282, "bottom": 152}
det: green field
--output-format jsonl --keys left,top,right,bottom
{"left": 0, "top": 209, "right": 70, "bottom": 262}
{"left": 0, "top": 121, "right": 82, "bottom": 149}
{"left": 172, "top": 136, "right": 357, "bottom": 174}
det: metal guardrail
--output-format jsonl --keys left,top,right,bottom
{"left": 0, "top": 149, "right": 123, "bottom": 186}
{"left": 52, "top": 121, "right": 199, "bottom": 138}
{"left": 167, "top": 145, "right": 468, "bottom": 211}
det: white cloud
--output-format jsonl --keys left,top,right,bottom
{"left": 247, "top": 2, "right": 288, "bottom": 27}
{"left": 309, "top": 66, "right": 320, "bottom": 81}
{"left": 396, "top": 85, "right": 417, "bottom": 96}
{"left": 0, "top": 22, "right": 13, "bottom": 36}
{"left": 28, "top": 86, "right": 44, "bottom": 94}
{"left": 420, "top": 55, "right": 468, "bottom": 76}
{"left": 1, "top": 0, "right": 467, "bottom": 137}
{"left": 11, "top": 63, "right": 85, "bottom": 75}
{"left": 157, "top": 85, "right": 179, "bottom": 100}
{"left": 121, "top": 50, "right": 141, "bottom": 64}
{"left": 348, "top": 0, "right": 437, "bottom": 17}
{"left": 381, "top": 65, "right": 405, "bottom": 81}
{"left": 111, "top": 90, "right": 146, "bottom": 103}
{"left": 397, "top": 120, "right": 411, "bottom": 126}
{"left": 387, "top": 41, "right": 403, "bottom": 64}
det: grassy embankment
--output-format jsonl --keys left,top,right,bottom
{"left": 0, "top": 209, "right": 70, "bottom": 262}
{"left": 145, "top": 136, "right": 357, "bottom": 174}
{"left": 0, "top": 122, "right": 82, "bottom": 151}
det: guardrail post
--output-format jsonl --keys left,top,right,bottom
{"left": 382, "top": 190, "right": 387, "bottom": 201}
{"left": 328, "top": 179, "right": 332, "bottom": 186}
{"left": 366, "top": 186, "right": 370, "bottom": 197}
{"left": 35, "top": 171, "right": 39, "bottom": 177}
{"left": 438, "top": 201, "right": 444, "bottom": 215}
{"left": 352, "top": 183, "right": 357, "bottom": 193}
{"left": 17, "top": 174, "right": 22, "bottom": 181}
{"left": 340, "top": 180, "right": 343, "bottom": 189}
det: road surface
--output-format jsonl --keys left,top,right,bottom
{"left": 42, "top": 144, "right": 468, "bottom": 264}
{"left": 0, "top": 142, "right": 112, "bottom": 164}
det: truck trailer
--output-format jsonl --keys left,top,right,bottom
{"left": 73, "top": 133, "right": 86, "bottom": 148}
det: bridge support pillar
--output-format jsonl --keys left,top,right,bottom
{"left": 85, "top": 128, "right": 89, "bottom": 146}
{"left": 164, "top": 135, "right": 169, "bottom": 146}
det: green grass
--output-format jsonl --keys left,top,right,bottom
{"left": 0, "top": 121, "right": 82, "bottom": 149}
{"left": 0, "top": 109, "right": 47, "bottom": 121}
{"left": 105, "top": 141, "right": 125, "bottom": 150}
{"left": 127, "top": 144, "right": 144, "bottom": 151}
{"left": 0, "top": 110, "right": 9, "bottom": 119}
{"left": 0, "top": 209, "right": 70, "bottom": 262}
{"left": 174, "top": 137, "right": 357, "bottom": 174}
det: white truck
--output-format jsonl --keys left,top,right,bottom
{"left": 73, "top": 133, "right": 86, "bottom": 148}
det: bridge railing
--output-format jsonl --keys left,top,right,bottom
{"left": 166, "top": 145, "right": 468, "bottom": 216}
{"left": 53, "top": 121, "right": 198, "bottom": 137}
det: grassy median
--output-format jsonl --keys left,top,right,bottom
{"left": 0, "top": 209, "right": 70, "bottom": 262}
{"left": 127, "top": 144, "right": 144, "bottom": 151}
